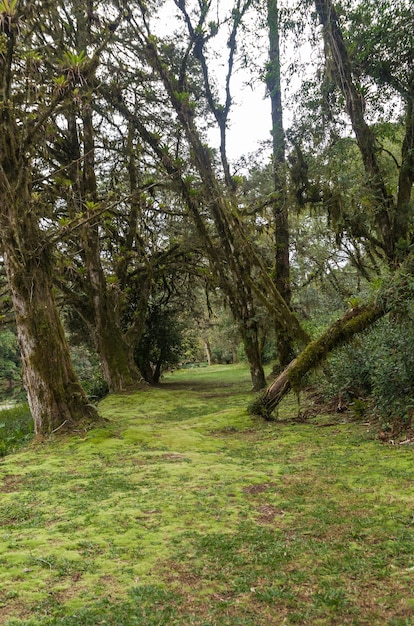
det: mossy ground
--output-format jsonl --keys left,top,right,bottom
{"left": 0, "top": 364, "right": 413, "bottom": 625}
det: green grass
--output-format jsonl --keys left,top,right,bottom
{"left": 0, "top": 364, "right": 413, "bottom": 625}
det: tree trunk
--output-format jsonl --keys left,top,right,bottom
{"left": 396, "top": 80, "right": 414, "bottom": 245}
{"left": 72, "top": 56, "right": 141, "bottom": 392}
{"left": 88, "top": 302, "right": 140, "bottom": 392}
{"left": 266, "top": 0, "right": 294, "bottom": 368}
{"left": 2, "top": 232, "right": 99, "bottom": 435}
{"left": 79, "top": 219, "right": 141, "bottom": 392}
{"left": 250, "top": 303, "right": 385, "bottom": 418}
{"left": 239, "top": 319, "right": 267, "bottom": 391}
{"left": 204, "top": 339, "right": 213, "bottom": 366}
{"left": 0, "top": 12, "right": 99, "bottom": 435}
{"left": 137, "top": 357, "right": 155, "bottom": 385}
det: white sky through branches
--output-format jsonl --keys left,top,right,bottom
{"left": 156, "top": 0, "right": 306, "bottom": 162}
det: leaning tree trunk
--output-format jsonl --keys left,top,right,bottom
{"left": 0, "top": 56, "right": 99, "bottom": 434}
{"left": 80, "top": 228, "right": 141, "bottom": 392}
{"left": 2, "top": 228, "right": 99, "bottom": 435}
{"left": 250, "top": 303, "right": 385, "bottom": 418}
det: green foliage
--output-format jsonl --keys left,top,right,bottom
{"left": 0, "top": 330, "right": 24, "bottom": 401}
{"left": 346, "top": 0, "right": 413, "bottom": 93}
{"left": 200, "top": 305, "right": 242, "bottom": 365}
{"left": 70, "top": 345, "right": 108, "bottom": 400}
{"left": 0, "top": 403, "right": 32, "bottom": 457}
{"left": 321, "top": 314, "right": 414, "bottom": 424}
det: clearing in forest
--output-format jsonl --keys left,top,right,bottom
{"left": 0, "top": 364, "right": 413, "bottom": 625}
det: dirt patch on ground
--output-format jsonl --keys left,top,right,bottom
{"left": 160, "top": 453, "right": 189, "bottom": 462}
{"left": 161, "top": 560, "right": 204, "bottom": 590}
{"left": 243, "top": 482, "right": 279, "bottom": 496}
{"left": 0, "top": 474, "right": 25, "bottom": 493}
{"left": 256, "top": 504, "right": 285, "bottom": 525}
{"left": 0, "top": 599, "right": 34, "bottom": 624}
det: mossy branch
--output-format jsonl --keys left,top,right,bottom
{"left": 250, "top": 303, "right": 385, "bottom": 418}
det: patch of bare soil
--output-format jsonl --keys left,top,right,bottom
{"left": 0, "top": 596, "right": 35, "bottom": 624}
{"left": 256, "top": 504, "right": 285, "bottom": 525}
{"left": 160, "top": 453, "right": 189, "bottom": 461}
{"left": 161, "top": 560, "right": 206, "bottom": 596}
{"left": 242, "top": 482, "right": 279, "bottom": 496}
{"left": 0, "top": 474, "right": 24, "bottom": 493}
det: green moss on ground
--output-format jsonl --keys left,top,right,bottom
{"left": 0, "top": 364, "right": 413, "bottom": 625}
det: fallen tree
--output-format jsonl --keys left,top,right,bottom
{"left": 250, "top": 261, "right": 414, "bottom": 418}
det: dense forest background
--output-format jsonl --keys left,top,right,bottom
{"left": 0, "top": 0, "right": 413, "bottom": 435}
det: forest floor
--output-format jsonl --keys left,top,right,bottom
{"left": 0, "top": 364, "right": 413, "bottom": 625}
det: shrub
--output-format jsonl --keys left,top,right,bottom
{"left": 320, "top": 315, "right": 414, "bottom": 425}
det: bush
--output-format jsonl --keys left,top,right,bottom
{"left": 0, "top": 329, "right": 25, "bottom": 401}
{"left": 321, "top": 315, "right": 414, "bottom": 424}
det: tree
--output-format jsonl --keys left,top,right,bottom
{"left": 0, "top": 0, "right": 101, "bottom": 433}
{"left": 314, "top": 0, "right": 413, "bottom": 263}
{"left": 135, "top": 298, "right": 186, "bottom": 384}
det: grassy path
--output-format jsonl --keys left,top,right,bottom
{"left": 0, "top": 364, "right": 413, "bottom": 625}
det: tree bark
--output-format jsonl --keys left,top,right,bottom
{"left": 65, "top": 4, "right": 142, "bottom": 392}
{"left": 204, "top": 339, "right": 213, "bottom": 366}
{"left": 238, "top": 317, "right": 267, "bottom": 391}
{"left": 396, "top": 77, "right": 414, "bottom": 245}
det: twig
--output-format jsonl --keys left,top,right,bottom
{"left": 51, "top": 420, "right": 67, "bottom": 433}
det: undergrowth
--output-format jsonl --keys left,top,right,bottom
{"left": 0, "top": 364, "right": 413, "bottom": 625}
{"left": 0, "top": 404, "right": 33, "bottom": 458}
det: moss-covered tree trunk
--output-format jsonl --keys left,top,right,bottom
{"left": 0, "top": 10, "right": 99, "bottom": 435}
{"left": 69, "top": 3, "right": 142, "bottom": 393}
{"left": 239, "top": 319, "right": 267, "bottom": 391}
{"left": 315, "top": 0, "right": 396, "bottom": 260}
{"left": 63, "top": 107, "right": 142, "bottom": 393}
{"left": 2, "top": 211, "right": 99, "bottom": 435}
{"left": 396, "top": 81, "right": 414, "bottom": 243}
{"left": 251, "top": 303, "right": 385, "bottom": 418}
